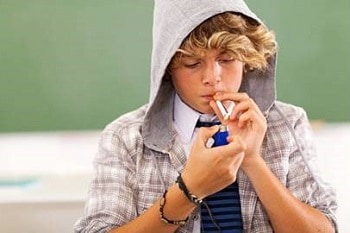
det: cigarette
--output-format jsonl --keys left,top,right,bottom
{"left": 224, "top": 101, "right": 235, "bottom": 120}
{"left": 216, "top": 100, "right": 227, "bottom": 118}
{"left": 216, "top": 99, "right": 235, "bottom": 120}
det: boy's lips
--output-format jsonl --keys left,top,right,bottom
{"left": 201, "top": 94, "right": 215, "bottom": 101}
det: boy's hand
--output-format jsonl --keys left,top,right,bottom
{"left": 210, "top": 92, "right": 267, "bottom": 169}
{"left": 182, "top": 126, "right": 245, "bottom": 199}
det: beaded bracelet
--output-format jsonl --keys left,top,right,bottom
{"left": 176, "top": 174, "right": 203, "bottom": 205}
{"left": 159, "top": 190, "right": 189, "bottom": 226}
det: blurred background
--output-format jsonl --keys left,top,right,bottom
{"left": 0, "top": 0, "right": 349, "bottom": 232}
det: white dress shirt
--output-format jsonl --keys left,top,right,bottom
{"left": 173, "top": 94, "right": 218, "bottom": 233}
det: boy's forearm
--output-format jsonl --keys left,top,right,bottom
{"left": 242, "top": 156, "right": 335, "bottom": 233}
{"left": 109, "top": 184, "right": 196, "bottom": 233}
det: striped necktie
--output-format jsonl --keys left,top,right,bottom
{"left": 196, "top": 120, "right": 243, "bottom": 233}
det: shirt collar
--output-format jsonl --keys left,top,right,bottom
{"left": 173, "top": 94, "right": 217, "bottom": 143}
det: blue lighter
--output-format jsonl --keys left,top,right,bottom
{"left": 213, "top": 125, "right": 229, "bottom": 147}
{"left": 205, "top": 125, "right": 229, "bottom": 148}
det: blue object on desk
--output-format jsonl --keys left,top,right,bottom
{"left": 0, "top": 178, "right": 39, "bottom": 188}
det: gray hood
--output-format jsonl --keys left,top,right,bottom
{"left": 143, "top": 0, "right": 276, "bottom": 150}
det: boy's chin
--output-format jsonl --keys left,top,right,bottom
{"left": 197, "top": 107, "right": 215, "bottom": 115}
{"left": 187, "top": 103, "right": 214, "bottom": 114}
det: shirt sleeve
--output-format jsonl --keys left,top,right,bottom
{"left": 74, "top": 128, "right": 138, "bottom": 233}
{"left": 286, "top": 109, "right": 338, "bottom": 232}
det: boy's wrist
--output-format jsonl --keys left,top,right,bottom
{"left": 160, "top": 183, "right": 197, "bottom": 224}
{"left": 181, "top": 170, "right": 207, "bottom": 200}
{"left": 159, "top": 189, "right": 189, "bottom": 226}
{"left": 176, "top": 173, "right": 203, "bottom": 205}
{"left": 241, "top": 154, "right": 265, "bottom": 172}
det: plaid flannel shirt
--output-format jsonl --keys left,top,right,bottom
{"left": 74, "top": 101, "right": 337, "bottom": 233}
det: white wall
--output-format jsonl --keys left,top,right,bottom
{"left": 0, "top": 124, "right": 349, "bottom": 232}
{"left": 0, "top": 131, "right": 97, "bottom": 233}
{"left": 313, "top": 123, "right": 350, "bottom": 232}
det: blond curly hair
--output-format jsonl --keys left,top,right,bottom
{"left": 170, "top": 12, "right": 277, "bottom": 71}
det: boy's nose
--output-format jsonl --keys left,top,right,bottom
{"left": 202, "top": 62, "right": 222, "bottom": 85}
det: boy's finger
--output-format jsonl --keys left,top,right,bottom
{"left": 197, "top": 125, "right": 219, "bottom": 140}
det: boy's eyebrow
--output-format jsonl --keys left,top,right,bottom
{"left": 181, "top": 55, "right": 200, "bottom": 59}
{"left": 176, "top": 49, "right": 203, "bottom": 58}
{"left": 179, "top": 54, "right": 203, "bottom": 61}
{"left": 218, "top": 50, "right": 231, "bottom": 56}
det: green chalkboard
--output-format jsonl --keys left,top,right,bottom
{"left": 0, "top": 1, "right": 349, "bottom": 132}
{"left": 246, "top": 0, "right": 350, "bottom": 123}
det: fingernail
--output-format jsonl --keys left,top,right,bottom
{"left": 206, "top": 138, "right": 215, "bottom": 148}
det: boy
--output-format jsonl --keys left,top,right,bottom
{"left": 75, "top": 0, "right": 337, "bottom": 232}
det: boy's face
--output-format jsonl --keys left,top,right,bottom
{"left": 170, "top": 49, "right": 243, "bottom": 114}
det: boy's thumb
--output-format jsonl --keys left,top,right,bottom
{"left": 197, "top": 125, "right": 219, "bottom": 141}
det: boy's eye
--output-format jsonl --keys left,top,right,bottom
{"left": 181, "top": 57, "right": 201, "bottom": 68}
{"left": 184, "top": 62, "right": 200, "bottom": 68}
{"left": 218, "top": 55, "right": 234, "bottom": 63}
{"left": 219, "top": 58, "right": 233, "bottom": 63}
